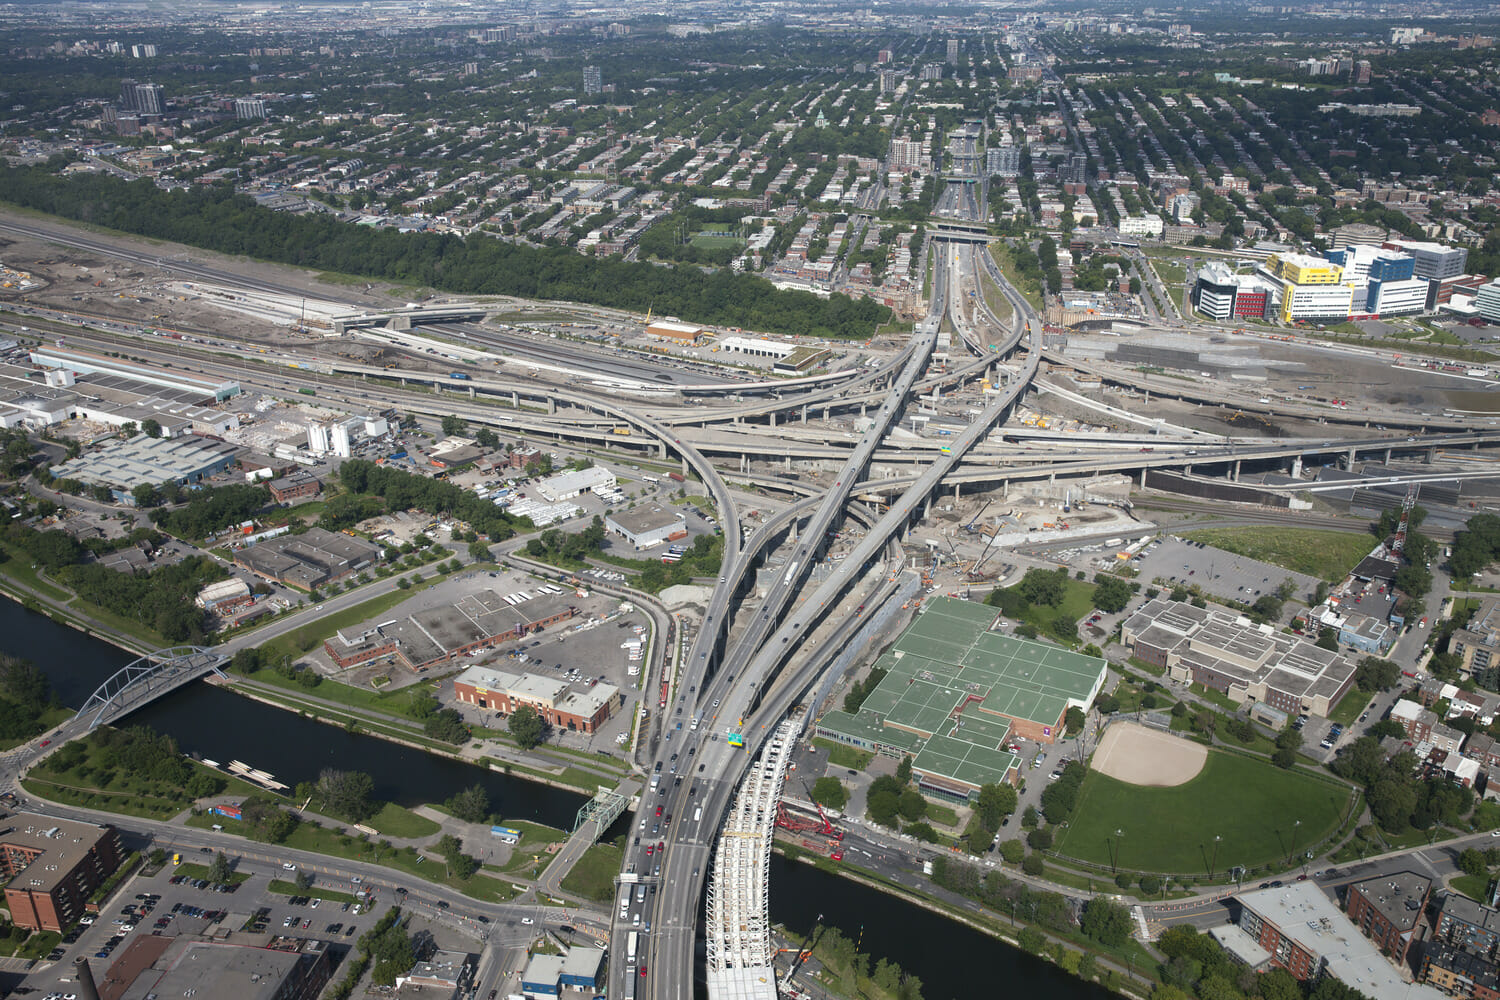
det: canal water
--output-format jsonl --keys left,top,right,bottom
{"left": 12, "top": 599, "right": 1105, "bottom": 1000}
{"left": 769, "top": 854, "right": 1117, "bottom": 1000}
{"left": 6, "top": 599, "right": 585, "bottom": 827}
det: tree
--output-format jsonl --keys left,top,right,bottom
{"left": 508, "top": 704, "right": 546, "bottom": 750}
{"left": 440, "top": 415, "right": 467, "bottom": 437}
{"left": 999, "top": 839, "right": 1026, "bottom": 863}
{"left": 1081, "top": 898, "right": 1133, "bottom": 946}
{"left": 1355, "top": 657, "right": 1401, "bottom": 692}
{"left": 119, "top": 421, "right": 138, "bottom": 438}
{"left": 436, "top": 833, "right": 480, "bottom": 879}
{"left": 1092, "top": 574, "right": 1132, "bottom": 613}
{"left": 811, "top": 776, "right": 849, "bottom": 811}
{"left": 897, "top": 788, "right": 927, "bottom": 822}
{"left": 207, "top": 851, "right": 233, "bottom": 884}
{"left": 1316, "top": 629, "right": 1341, "bottom": 651}
{"left": 445, "top": 784, "right": 489, "bottom": 823}
{"left": 1021, "top": 853, "right": 1045, "bottom": 877}
{"left": 295, "top": 869, "right": 315, "bottom": 890}
{"left": 131, "top": 483, "right": 160, "bottom": 508}
{"left": 1027, "top": 827, "right": 1053, "bottom": 850}
{"left": 468, "top": 540, "right": 492, "bottom": 563}
{"left": 141, "top": 418, "right": 162, "bottom": 438}
{"left": 424, "top": 708, "right": 470, "bottom": 743}
{"left": 1139, "top": 873, "right": 1162, "bottom": 896}
{"left": 976, "top": 783, "right": 1018, "bottom": 829}
{"left": 1272, "top": 747, "right": 1298, "bottom": 769}
{"left": 315, "top": 768, "right": 377, "bottom": 823}
{"left": 1065, "top": 706, "right": 1086, "bottom": 736}
{"left": 895, "top": 755, "right": 912, "bottom": 786}
{"left": 1459, "top": 848, "right": 1489, "bottom": 878}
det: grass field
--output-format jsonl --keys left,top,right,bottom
{"left": 1451, "top": 873, "right": 1492, "bottom": 902}
{"left": 690, "top": 232, "right": 745, "bottom": 250}
{"left": 813, "top": 738, "right": 874, "bottom": 771}
{"left": 267, "top": 879, "right": 358, "bottom": 904}
{"left": 1054, "top": 750, "right": 1349, "bottom": 874}
{"left": 1328, "top": 688, "right": 1372, "bottom": 727}
{"left": 560, "top": 843, "right": 623, "bottom": 901}
{"left": 367, "top": 802, "right": 440, "bottom": 839}
{"left": 1182, "top": 527, "right": 1375, "bottom": 582}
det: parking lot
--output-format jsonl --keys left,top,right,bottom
{"left": 23, "top": 856, "right": 386, "bottom": 997}
{"left": 1134, "top": 537, "right": 1322, "bottom": 612}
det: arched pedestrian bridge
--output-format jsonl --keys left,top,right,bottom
{"left": 76, "top": 647, "right": 228, "bottom": 730}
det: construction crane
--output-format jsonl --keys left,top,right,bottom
{"left": 963, "top": 499, "right": 993, "bottom": 533}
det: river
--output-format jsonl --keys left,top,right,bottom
{"left": 12, "top": 598, "right": 1105, "bottom": 1000}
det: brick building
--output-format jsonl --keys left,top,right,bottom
{"left": 1344, "top": 871, "right": 1431, "bottom": 964}
{"left": 1423, "top": 943, "right": 1500, "bottom": 1000}
{"left": 2, "top": 814, "right": 125, "bottom": 932}
{"left": 268, "top": 471, "right": 321, "bottom": 505}
{"left": 1438, "top": 894, "right": 1500, "bottom": 960}
{"left": 452, "top": 665, "right": 622, "bottom": 733}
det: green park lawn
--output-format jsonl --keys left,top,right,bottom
{"left": 560, "top": 843, "right": 623, "bottom": 902}
{"left": 1054, "top": 750, "right": 1351, "bottom": 874}
{"left": 1182, "top": 527, "right": 1375, "bottom": 582}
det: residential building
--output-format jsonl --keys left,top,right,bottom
{"left": 987, "top": 143, "right": 1021, "bottom": 177}
{"left": 234, "top": 98, "right": 267, "bottom": 119}
{"left": 879, "top": 69, "right": 898, "bottom": 93}
{"left": 1118, "top": 214, "right": 1164, "bottom": 237}
{"left": 890, "top": 137, "right": 924, "bottom": 173}
{"left": 452, "top": 665, "right": 622, "bottom": 733}
{"left": 583, "top": 65, "right": 602, "bottom": 95}
{"left": 1438, "top": 894, "right": 1500, "bottom": 960}
{"left": 2, "top": 814, "right": 125, "bottom": 932}
{"left": 1344, "top": 871, "right": 1431, "bottom": 964}
{"left": 1121, "top": 598, "right": 1357, "bottom": 716}
{"left": 1392, "top": 698, "right": 1440, "bottom": 743}
{"left": 946, "top": 38, "right": 960, "bottom": 64}
{"left": 1231, "top": 882, "right": 1447, "bottom": 1000}
{"left": 1422, "top": 942, "right": 1500, "bottom": 1000}
{"left": 133, "top": 83, "right": 164, "bottom": 116}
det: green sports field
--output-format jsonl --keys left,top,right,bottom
{"left": 1054, "top": 751, "right": 1351, "bottom": 874}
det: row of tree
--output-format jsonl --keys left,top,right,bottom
{"left": 336, "top": 459, "right": 524, "bottom": 541}
{"left": 0, "top": 164, "right": 890, "bottom": 340}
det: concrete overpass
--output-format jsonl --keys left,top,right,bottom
{"left": 330, "top": 303, "right": 489, "bottom": 333}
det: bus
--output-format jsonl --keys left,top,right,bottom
{"left": 727, "top": 732, "right": 745, "bottom": 749}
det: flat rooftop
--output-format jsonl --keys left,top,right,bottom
{"left": 0, "top": 813, "right": 114, "bottom": 895}
{"left": 818, "top": 597, "right": 1106, "bottom": 789}
{"left": 1235, "top": 882, "right": 1446, "bottom": 1000}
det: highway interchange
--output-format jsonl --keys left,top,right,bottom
{"left": 4, "top": 188, "right": 1500, "bottom": 1000}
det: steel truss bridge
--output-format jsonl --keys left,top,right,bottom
{"left": 76, "top": 646, "right": 228, "bottom": 730}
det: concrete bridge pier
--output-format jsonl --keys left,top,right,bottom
{"left": 861, "top": 403, "right": 867, "bottom": 418}
{"left": 1385, "top": 448, "right": 1392, "bottom": 464}
{"left": 547, "top": 397, "right": 556, "bottom": 415}
{"left": 1291, "top": 456, "right": 1303, "bottom": 478}
{"left": 512, "top": 391, "right": 519, "bottom": 407}
{"left": 469, "top": 387, "right": 476, "bottom": 399}
{"left": 953, "top": 483, "right": 962, "bottom": 501}
{"left": 1429, "top": 447, "right": 1438, "bottom": 463}
{"left": 740, "top": 454, "right": 748, "bottom": 473}
{"left": 658, "top": 440, "right": 667, "bottom": 459}
{"left": 784, "top": 455, "right": 791, "bottom": 470}
{"left": 1233, "top": 460, "right": 1241, "bottom": 482}
{"left": 801, "top": 405, "right": 808, "bottom": 423}
{"left": 823, "top": 406, "right": 830, "bottom": 422}
{"left": 769, "top": 412, "right": 776, "bottom": 428}
{"left": 1347, "top": 446, "right": 1357, "bottom": 468}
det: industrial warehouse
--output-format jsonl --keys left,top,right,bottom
{"left": 233, "top": 527, "right": 381, "bottom": 591}
{"left": 816, "top": 597, "right": 1108, "bottom": 801}
{"left": 49, "top": 433, "right": 241, "bottom": 495}
{"left": 323, "top": 585, "right": 579, "bottom": 672}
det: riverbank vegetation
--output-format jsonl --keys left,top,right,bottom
{"left": 0, "top": 653, "right": 67, "bottom": 749}
{"left": 22, "top": 726, "right": 247, "bottom": 820}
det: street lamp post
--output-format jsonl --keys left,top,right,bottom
{"left": 1288, "top": 819, "right": 1301, "bottom": 867}
{"left": 1210, "top": 834, "right": 1221, "bottom": 879}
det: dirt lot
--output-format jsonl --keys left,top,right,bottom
{"left": 1091, "top": 720, "right": 1207, "bottom": 787}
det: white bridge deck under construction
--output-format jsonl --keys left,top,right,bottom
{"left": 705, "top": 718, "right": 801, "bottom": 1000}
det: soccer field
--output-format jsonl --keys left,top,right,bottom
{"left": 1053, "top": 751, "right": 1352, "bottom": 874}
